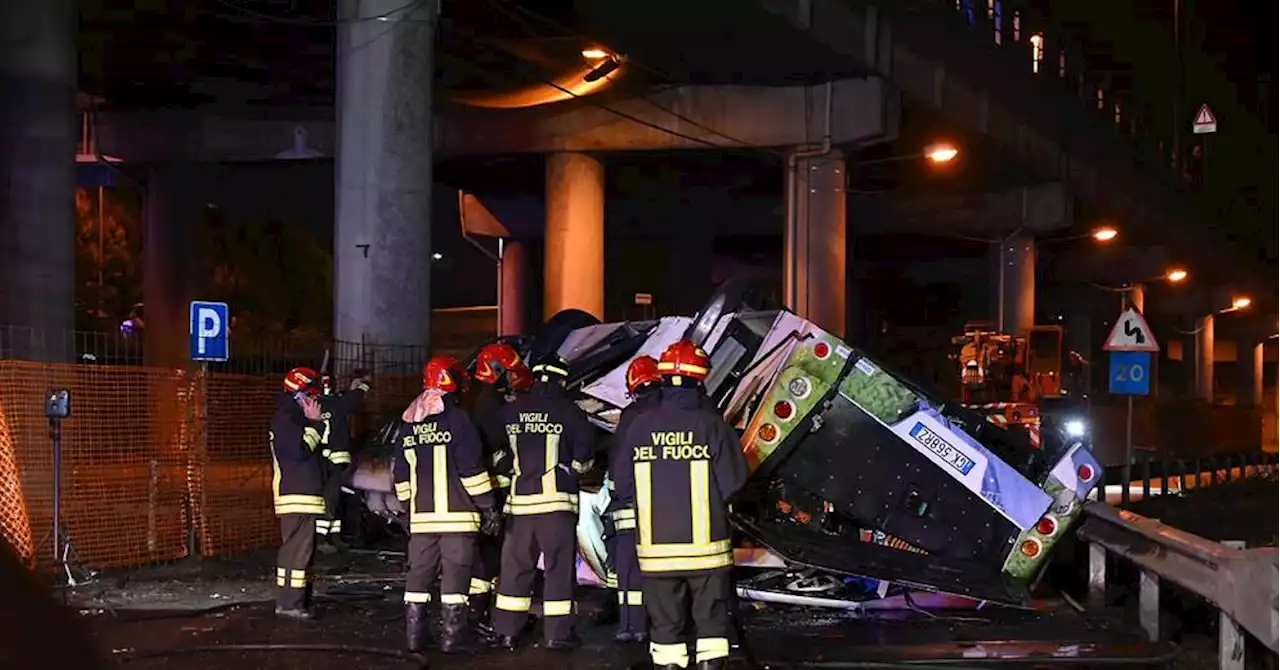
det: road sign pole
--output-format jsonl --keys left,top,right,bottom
{"left": 1123, "top": 394, "right": 1134, "bottom": 494}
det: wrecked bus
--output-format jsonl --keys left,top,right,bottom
{"left": 349, "top": 282, "right": 1101, "bottom": 609}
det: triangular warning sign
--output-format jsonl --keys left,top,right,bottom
{"left": 1104, "top": 308, "right": 1160, "bottom": 352}
{"left": 1192, "top": 104, "right": 1217, "bottom": 134}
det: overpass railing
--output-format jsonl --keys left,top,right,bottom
{"left": 1078, "top": 502, "right": 1279, "bottom": 669}
{"left": 1090, "top": 451, "right": 1278, "bottom": 507}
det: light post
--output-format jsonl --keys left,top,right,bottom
{"left": 1092, "top": 267, "right": 1189, "bottom": 313}
{"left": 964, "top": 224, "right": 1118, "bottom": 335}
{"left": 1184, "top": 296, "right": 1252, "bottom": 402}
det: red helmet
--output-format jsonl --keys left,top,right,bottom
{"left": 423, "top": 355, "right": 466, "bottom": 393}
{"left": 506, "top": 363, "right": 534, "bottom": 392}
{"left": 284, "top": 367, "right": 322, "bottom": 396}
{"left": 474, "top": 342, "right": 526, "bottom": 386}
{"left": 626, "top": 355, "right": 662, "bottom": 395}
{"left": 658, "top": 339, "right": 710, "bottom": 381}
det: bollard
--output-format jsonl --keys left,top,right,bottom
{"left": 1219, "top": 541, "right": 1246, "bottom": 670}
{"left": 1088, "top": 543, "right": 1107, "bottom": 608}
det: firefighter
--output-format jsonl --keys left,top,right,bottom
{"left": 315, "top": 369, "right": 371, "bottom": 551}
{"left": 271, "top": 367, "right": 329, "bottom": 619}
{"left": 491, "top": 353, "right": 596, "bottom": 650}
{"left": 466, "top": 342, "right": 532, "bottom": 637}
{"left": 605, "top": 354, "right": 663, "bottom": 643}
{"left": 393, "top": 355, "right": 503, "bottom": 653}
{"left": 613, "top": 339, "right": 750, "bottom": 670}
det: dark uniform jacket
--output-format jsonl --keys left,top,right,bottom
{"left": 613, "top": 386, "right": 750, "bottom": 576}
{"left": 318, "top": 380, "right": 368, "bottom": 467}
{"left": 470, "top": 384, "right": 514, "bottom": 494}
{"left": 494, "top": 382, "right": 595, "bottom": 516}
{"left": 392, "top": 400, "right": 496, "bottom": 534}
{"left": 269, "top": 393, "right": 327, "bottom": 516}
{"left": 605, "top": 388, "right": 661, "bottom": 533}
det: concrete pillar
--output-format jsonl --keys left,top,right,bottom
{"left": 784, "top": 151, "right": 847, "bottom": 338}
{"left": 0, "top": 0, "right": 76, "bottom": 361}
{"left": 143, "top": 165, "right": 203, "bottom": 368}
{"left": 498, "top": 239, "right": 527, "bottom": 336}
{"left": 334, "top": 0, "right": 437, "bottom": 349}
{"left": 1127, "top": 283, "right": 1146, "bottom": 314}
{"left": 1239, "top": 341, "right": 1263, "bottom": 407}
{"left": 1194, "top": 314, "right": 1214, "bottom": 403}
{"left": 991, "top": 233, "right": 1036, "bottom": 335}
{"left": 544, "top": 152, "right": 604, "bottom": 320}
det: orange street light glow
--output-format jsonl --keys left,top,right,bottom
{"left": 1092, "top": 227, "right": 1118, "bottom": 242}
{"left": 1165, "top": 268, "right": 1188, "bottom": 282}
{"left": 581, "top": 49, "right": 609, "bottom": 59}
{"left": 1232, "top": 296, "right": 1252, "bottom": 310}
{"left": 924, "top": 144, "right": 959, "bottom": 163}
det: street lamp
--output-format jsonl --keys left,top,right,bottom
{"left": 581, "top": 48, "right": 610, "bottom": 60}
{"left": 1092, "top": 267, "right": 1190, "bottom": 312}
{"left": 1228, "top": 296, "right": 1252, "bottom": 311}
{"left": 1092, "top": 226, "right": 1118, "bottom": 242}
{"left": 924, "top": 143, "right": 959, "bottom": 164}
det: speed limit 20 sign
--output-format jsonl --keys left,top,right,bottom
{"left": 1108, "top": 350, "right": 1151, "bottom": 396}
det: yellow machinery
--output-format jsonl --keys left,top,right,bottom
{"left": 950, "top": 321, "right": 1077, "bottom": 442}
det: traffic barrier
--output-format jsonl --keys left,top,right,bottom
{"left": 1078, "top": 502, "right": 1279, "bottom": 667}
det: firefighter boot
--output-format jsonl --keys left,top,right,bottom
{"left": 439, "top": 603, "right": 473, "bottom": 653}
{"left": 468, "top": 594, "right": 495, "bottom": 642}
{"left": 545, "top": 630, "right": 582, "bottom": 650}
{"left": 405, "top": 603, "right": 432, "bottom": 653}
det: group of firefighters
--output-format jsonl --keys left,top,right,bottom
{"left": 268, "top": 337, "right": 748, "bottom": 670}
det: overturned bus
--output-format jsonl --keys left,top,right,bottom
{"left": 349, "top": 283, "right": 1101, "bottom": 609}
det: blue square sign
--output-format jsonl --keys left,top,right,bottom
{"left": 190, "top": 301, "right": 230, "bottom": 362}
{"left": 1108, "top": 350, "right": 1151, "bottom": 396}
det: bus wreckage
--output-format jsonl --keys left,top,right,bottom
{"left": 347, "top": 282, "right": 1101, "bottom": 610}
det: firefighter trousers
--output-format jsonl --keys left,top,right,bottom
{"left": 276, "top": 514, "right": 318, "bottom": 611}
{"left": 493, "top": 512, "right": 577, "bottom": 642}
{"left": 316, "top": 465, "right": 346, "bottom": 537}
{"left": 645, "top": 570, "right": 733, "bottom": 668}
{"left": 610, "top": 531, "right": 646, "bottom": 635}
{"left": 468, "top": 530, "right": 502, "bottom": 599}
{"left": 405, "top": 533, "right": 477, "bottom": 606}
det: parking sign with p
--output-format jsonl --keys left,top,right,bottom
{"left": 190, "top": 301, "right": 230, "bottom": 362}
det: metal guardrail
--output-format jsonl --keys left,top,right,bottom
{"left": 1092, "top": 452, "right": 1278, "bottom": 507}
{"left": 1078, "top": 502, "right": 1279, "bottom": 669}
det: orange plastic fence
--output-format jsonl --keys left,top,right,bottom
{"left": 0, "top": 361, "right": 194, "bottom": 569}
{"left": 0, "top": 362, "right": 438, "bottom": 570}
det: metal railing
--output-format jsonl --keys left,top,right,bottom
{"left": 1077, "top": 456, "right": 1278, "bottom": 669}
{"left": 1091, "top": 452, "right": 1279, "bottom": 507}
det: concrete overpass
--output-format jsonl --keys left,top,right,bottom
{"left": 1, "top": 0, "right": 1271, "bottom": 399}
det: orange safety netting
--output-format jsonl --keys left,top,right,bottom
{"left": 190, "top": 373, "right": 279, "bottom": 557}
{"left": 0, "top": 361, "right": 194, "bottom": 569}
{"left": 0, "top": 363, "right": 444, "bottom": 570}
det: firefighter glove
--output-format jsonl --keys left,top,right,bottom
{"left": 479, "top": 506, "right": 503, "bottom": 537}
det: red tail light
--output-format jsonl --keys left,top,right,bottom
{"left": 1035, "top": 516, "right": 1058, "bottom": 537}
{"left": 813, "top": 342, "right": 831, "bottom": 359}
{"left": 1077, "top": 464, "right": 1095, "bottom": 482}
{"left": 773, "top": 400, "right": 795, "bottom": 420}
